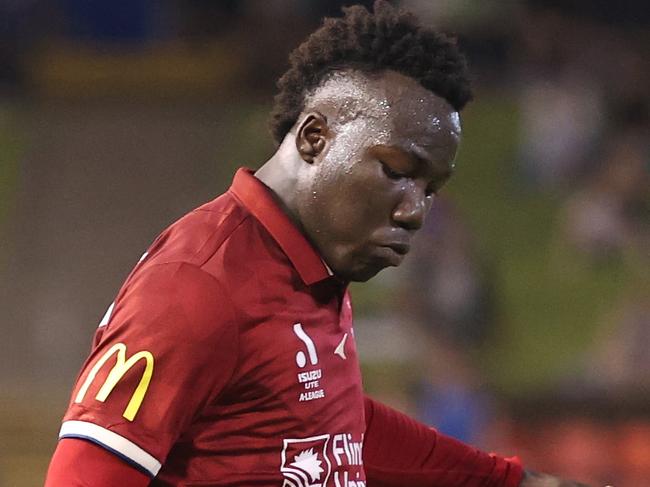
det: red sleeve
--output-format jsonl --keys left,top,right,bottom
{"left": 363, "top": 396, "right": 524, "bottom": 487}
{"left": 58, "top": 261, "right": 239, "bottom": 478}
{"left": 45, "top": 438, "right": 149, "bottom": 487}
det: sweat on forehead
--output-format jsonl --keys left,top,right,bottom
{"left": 302, "top": 70, "right": 390, "bottom": 125}
{"left": 301, "top": 69, "right": 459, "bottom": 134}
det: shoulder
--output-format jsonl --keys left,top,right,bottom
{"left": 108, "top": 260, "right": 238, "bottom": 346}
{"left": 143, "top": 191, "right": 252, "bottom": 270}
{"left": 141, "top": 191, "right": 290, "bottom": 281}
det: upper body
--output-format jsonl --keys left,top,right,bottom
{"left": 46, "top": 2, "right": 591, "bottom": 486}
{"left": 56, "top": 168, "right": 366, "bottom": 485}
{"left": 48, "top": 168, "right": 522, "bottom": 486}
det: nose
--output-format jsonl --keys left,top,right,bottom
{"left": 392, "top": 184, "right": 429, "bottom": 231}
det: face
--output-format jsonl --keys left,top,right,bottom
{"left": 294, "top": 70, "right": 461, "bottom": 282}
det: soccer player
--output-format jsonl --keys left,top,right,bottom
{"left": 45, "top": 2, "right": 591, "bottom": 486}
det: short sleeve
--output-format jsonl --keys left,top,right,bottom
{"left": 60, "top": 262, "right": 239, "bottom": 478}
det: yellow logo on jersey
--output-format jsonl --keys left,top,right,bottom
{"left": 74, "top": 343, "right": 154, "bottom": 421}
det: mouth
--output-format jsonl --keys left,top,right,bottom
{"left": 383, "top": 242, "right": 410, "bottom": 255}
{"left": 373, "top": 242, "right": 410, "bottom": 266}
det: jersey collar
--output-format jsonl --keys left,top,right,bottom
{"left": 229, "top": 168, "right": 333, "bottom": 286}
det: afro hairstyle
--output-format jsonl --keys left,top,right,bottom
{"left": 269, "top": 0, "right": 473, "bottom": 145}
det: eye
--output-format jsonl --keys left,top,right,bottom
{"left": 425, "top": 178, "right": 448, "bottom": 197}
{"left": 380, "top": 161, "right": 404, "bottom": 180}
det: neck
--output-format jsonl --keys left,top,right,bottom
{"left": 254, "top": 144, "right": 304, "bottom": 232}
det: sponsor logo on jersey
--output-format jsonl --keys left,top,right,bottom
{"left": 331, "top": 433, "right": 364, "bottom": 487}
{"left": 74, "top": 342, "right": 154, "bottom": 421}
{"left": 293, "top": 323, "right": 319, "bottom": 367}
{"left": 281, "top": 435, "right": 331, "bottom": 487}
{"left": 281, "top": 433, "right": 365, "bottom": 487}
{"left": 293, "top": 323, "right": 326, "bottom": 402}
{"left": 334, "top": 333, "right": 348, "bottom": 360}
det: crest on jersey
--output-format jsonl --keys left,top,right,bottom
{"left": 281, "top": 435, "right": 331, "bottom": 487}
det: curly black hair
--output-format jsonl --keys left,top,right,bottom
{"left": 269, "top": 0, "right": 473, "bottom": 145}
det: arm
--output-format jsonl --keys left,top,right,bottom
{"left": 363, "top": 396, "right": 523, "bottom": 487}
{"left": 46, "top": 262, "right": 239, "bottom": 485}
{"left": 45, "top": 438, "right": 149, "bottom": 487}
{"left": 363, "top": 397, "right": 594, "bottom": 487}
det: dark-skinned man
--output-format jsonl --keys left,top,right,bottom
{"left": 46, "top": 2, "right": 592, "bottom": 486}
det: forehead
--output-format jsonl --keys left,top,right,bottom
{"left": 305, "top": 69, "right": 461, "bottom": 147}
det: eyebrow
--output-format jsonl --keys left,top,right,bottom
{"left": 408, "top": 144, "right": 454, "bottom": 180}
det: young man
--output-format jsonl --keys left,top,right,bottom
{"left": 46, "top": 2, "right": 590, "bottom": 486}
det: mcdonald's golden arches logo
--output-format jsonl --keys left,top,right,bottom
{"left": 74, "top": 342, "right": 154, "bottom": 421}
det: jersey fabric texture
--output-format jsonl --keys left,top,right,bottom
{"left": 57, "top": 168, "right": 524, "bottom": 487}
{"left": 60, "top": 168, "right": 366, "bottom": 486}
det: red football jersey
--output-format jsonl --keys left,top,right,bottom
{"left": 61, "top": 168, "right": 366, "bottom": 486}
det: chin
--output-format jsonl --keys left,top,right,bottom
{"left": 342, "top": 263, "right": 387, "bottom": 283}
{"left": 332, "top": 251, "right": 396, "bottom": 282}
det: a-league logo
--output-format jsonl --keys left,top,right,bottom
{"left": 281, "top": 435, "right": 331, "bottom": 487}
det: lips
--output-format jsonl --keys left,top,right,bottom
{"left": 372, "top": 240, "right": 411, "bottom": 266}
{"left": 383, "top": 241, "right": 410, "bottom": 255}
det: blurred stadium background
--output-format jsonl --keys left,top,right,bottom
{"left": 0, "top": 1, "right": 648, "bottom": 485}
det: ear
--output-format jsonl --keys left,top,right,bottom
{"left": 295, "top": 112, "right": 329, "bottom": 163}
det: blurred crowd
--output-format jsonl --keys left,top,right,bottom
{"left": 363, "top": 2, "right": 648, "bottom": 485}
{"left": 0, "top": 1, "right": 648, "bottom": 486}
